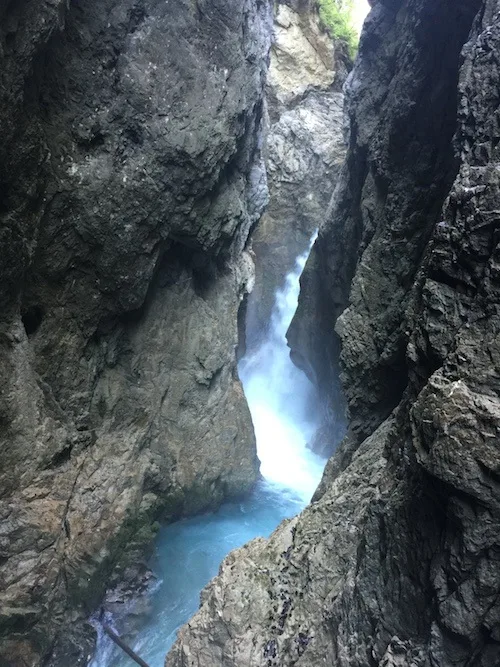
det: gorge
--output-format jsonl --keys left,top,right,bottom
{"left": 91, "top": 237, "right": 327, "bottom": 667}
{"left": 1, "top": 1, "right": 500, "bottom": 667}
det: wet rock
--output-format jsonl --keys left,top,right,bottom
{"left": 289, "top": 0, "right": 485, "bottom": 439}
{"left": 166, "top": 420, "right": 397, "bottom": 667}
{"left": 0, "top": 0, "right": 272, "bottom": 663}
{"left": 90, "top": 562, "right": 159, "bottom": 654}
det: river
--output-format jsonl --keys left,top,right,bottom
{"left": 91, "top": 240, "right": 327, "bottom": 666}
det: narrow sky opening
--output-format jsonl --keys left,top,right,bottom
{"left": 352, "top": 0, "right": 371, "bottom": 35}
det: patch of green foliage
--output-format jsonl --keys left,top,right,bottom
{"left": 317, "top": 0, "right": 358, "bottom": 60}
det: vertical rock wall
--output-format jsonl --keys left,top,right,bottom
{"left": 289, "top": 0, "right": 483, "bottom": 440}
{"left": 0, "top": 0, "right": 271, "bottom": 664}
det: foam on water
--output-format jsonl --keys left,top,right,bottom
{"left": 238, "top": 239, "right": 324, "bottom": 501}
{"left": 91, "top": 237, "right": 324, "bottom": 667}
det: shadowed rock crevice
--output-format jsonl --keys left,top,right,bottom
{"left": 245, "top": 0, "right": 350, "bottom": 354}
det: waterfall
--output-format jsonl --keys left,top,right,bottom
{"left": 239, "top": 237, "right": 323, "bottom": 502}
{"left": 91, "top": 238, "right": 325, "bottom": 667}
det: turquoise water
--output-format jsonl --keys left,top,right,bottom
{"left": 91, "top": 241, "right": 326, "bottom": 667}
{"left": 93, "top": 483, "right": 308, "bottom": 666}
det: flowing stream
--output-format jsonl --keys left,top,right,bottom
{"left": 92, "top": 240, "right": 326, "bottom": 666}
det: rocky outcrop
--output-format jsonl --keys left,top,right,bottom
{"left": 166, "top": 1, "right": 500, "bottom": 666}
{"left": 0, "top": 0, "right": 271, "bottom": 664}
{"left": 267, "top": 0, "right": 347, "bottom": 112}
{"left": 245, "top": 0, "right": 348, "bottom": 350}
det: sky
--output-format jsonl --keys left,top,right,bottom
{"left": 352, "top": 0, "right": 371, "bottom": 34}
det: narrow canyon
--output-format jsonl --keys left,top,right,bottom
{"left": 0, "top": 1, "right": 499, "bottom": 667}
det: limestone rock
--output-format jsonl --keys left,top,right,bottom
{"left": 247, "top": 90, "right": 346, "bottom": 348}
{"left": 243, "top": 0, "right": 349, "bottom": 456}
{"left": 0, "top": 0, "right": 271, "bottom": 663}
{"left": 246, "top": 0, "right": 348, "bottom": 354}
{"left": 269, "top": 2, "right": 336, "bottom": 107}
{"left": 166, "top": 419, "right": 394, "bottom": 667}
{"left": 289, "top": 0, "right": 482, "bottom": 439}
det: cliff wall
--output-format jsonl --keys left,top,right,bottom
{"left": 0, "top": 1, "right": 271, "bottom": 663}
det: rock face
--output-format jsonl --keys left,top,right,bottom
{"left": 245, "top": 0, "right": 348, "bottom": 350}
{"left": 268, "top": 0, "right": 343, "bottom": 110}
{"left": 166, "top": 1, "right": 500, "bottom": 666}
{"left": 0, "top": 0, "right": 271, "bottom": 664}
